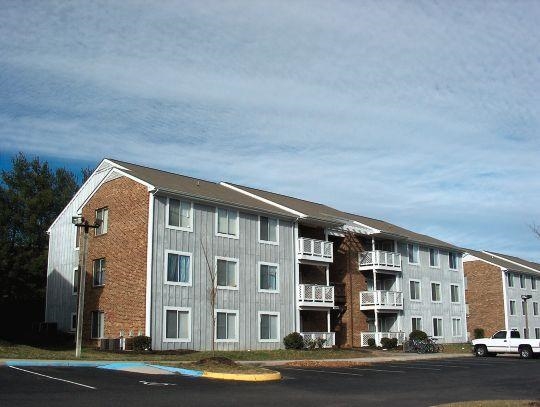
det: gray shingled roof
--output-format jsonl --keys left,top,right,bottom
{"left": 465, "top": 249, "right": 540, "bottom": 275}
{"left": 108, "top": 159, "right": 295, "bottom": 218}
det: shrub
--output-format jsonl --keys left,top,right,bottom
{"left": 133, "top": 335, "right": 152, "bottom": 352}
{"left": 380, "top": 337, "right": 398, "bottom": 349}
{"left": 409, "top": 330, "right": 428, "bottom": 341}
{"left": 283, "top": 332, "right": 304, "bottom": 350}
{"left": 474, "top": 328, "right": 485, "bottom": 339}
{"left": 367, "top": 338, "right": 376, "bottom": 347}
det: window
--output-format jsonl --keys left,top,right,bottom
{"left": 448, "top": 252, "right": 458, "bottom": 270}
{"left": 509, "top": 300, "right": 516, "bottom": 315}
{"left": 259, "top": 312, "right": 279, "bottom": 342}
{"left": 259, "top": 216, "right": 278, "bottom": 244}
{"left": 450, "top": 284, "right": 460, "bottom": 303}
{"left": 429, "top": 248, "right": 439, "bottom": 267}
{"left": 73, "top": 267, "right": 80, "bottom": 295}
{"left": 167, "top": 198, "right": 192, "bottom": 230}
{"left": 95, "top": 207, "right": 108, "bottom": 235}
{"left": 412, "top": 317, "right": 422, "bottom": 331}
{"left": 91, "top": 311, "right": 104, "bottom": 339}
{"left": 507, "top": 273, "right": 514, "bottom": 288}
{"left": 216, "top": 208, "right": 238, "bottom": 238}
{"left": 522, "top": 301, "right": 526, "bottom": 315}
{"left": 492, "top": 330, "right": 506, "bottom": 339}
{"left": 70, "top": 313, "right": 77, "bottom": 332}
{"left": 216, "top": 257, "right": 238, "bottom": 289}
{"left": 431, "top": 282, "right": 441, "bottom": 302}
{"left": 452, "top": 318, "right": 462, "bottom": 337}
{"left": 216, "top": 310, "right": 238, "bottom": 341}
{"left": 533, "top": 302, "right": 538, "bottom": 316}
{"left": 433, "top": 318, "right": 443, "bottom": 337}
{"left": 92, "top": 258, "right": 105, "bottom": 287}
{"left": 520, "top": 274, "right": 526, "bottom": 289}
{"left": 408, "top": 244, "right": 419, "bottom": 264}
{"left": 510, "top": 330, "right": 520, "bottom": 338}
{"left": 409, "top": 280, "right": 421, "bottom": 301}
{"left": 164, "top": 307, "right": 190, "bottom": 342}
{"left": 259, "top": 262, "right": 279, "bottom": 292}
{"left": 165, "top": 251, "right": 191, "bottom": 285}
{"left": 535, "top": 328, "right": 540, "bottom": 339}
{"left": 75, "top": 227, "right": 80, "bottom": 249}
{"left": 532, "top": 277, "right": 537, "bottom": 290}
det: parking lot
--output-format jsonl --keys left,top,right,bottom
{"left": 1, "top": 357, "right": 538, "bottom": 407}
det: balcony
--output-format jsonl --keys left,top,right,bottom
{"left": 298, "top": 284, "right": 334, "bottom": 308}
{"left": 300, "top": 332, "right": 335, "bottom": 348}
{"left": 360, "top": 331, "right": 405, "bottom": 347}
{"left": 359, "top": 290, "right": 403, "bottom": 311}
{"left": 359, "top": 250, "right": 402, "bottom": 272}
{"left": 297, "top": 238, "right": 333, "bottom": 263}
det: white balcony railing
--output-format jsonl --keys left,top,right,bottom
{"left": 360, "top": 331, "right": 406, "bottom": 347}
{"left": 297, "top": 238, "right": 333, "bottom": 263}
{"left": 298, "top": 284, "right": 334, "bottom": 307}
{"left": 359, "top": 250, "right": 402, "bottom": 272}
{"left": 300, "top": 332, "right": 335, "bottom": 348}
{"left": 359, "top": 290, "right": 403, "bottom": 311}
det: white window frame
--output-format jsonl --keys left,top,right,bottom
{"left": 258, "top": 311, "right": 280, "bottom": 343}
{"left": 409, "top": 279, "right": 421, "bottom": 302}
{"left": 72, "top": 267, "right": 80, "bottom": 295}
{"left": 532, "top": 277, "right": 537, "bottom": 290}
{"left": 165, "top": 197, "right": 194, "bottom": 232}
{"left": 94, "top": 207, "right": 109, "bottom": 236}
{"left": 215, "top": 256, "right": 239, "bottom": 290}
{"left": 509, "top": 300, "right": 516, "bottom": 315}
{"left": 164, "top": 250, "right": 192, "bottom": 286}
{"left": 90, "top": 310, "right": 104, "bottom": 339}
{"left": 163, "top": 306, "right": 192, "bottom": 343}
{"left": 533, "top": 302, "right": 539, "bottom": 316}
{"left": 448, "top": 252, "right": 458, "bottom": 270}
{"left": 215, "top": 309, "right": 239, "bottom": 343}
{"left": 215, "top": 207, "right": 239, "bottom": 239}
{"left": 519, "top": 274, "right": 526, "bottom": 289}
{"left": 70, "top": 312, "right": 77, "bottom": 332}
{"left": 507, "top": 273, "right": 514, "bottom": 288}
{"left": 74, "top": 226, "right": 80, "bottom": 250}
{"left": 407, "top": 243, "right": 420, "bottom": 265}
{"left": 432, "top": 317, "right": 443, "bottom": 338}
{"left": 430, "top": 281, "right": 442, "bottom": 303}
{"left": 92, "top": 258, "right": 105, "bottom": 287}
{"left": 411, "top": 316, "right": 422, "bottom": 331}
{"left": 450, "top": 284, "right": 460, "bottom": 303}
{"left": 258, "top": 261, "right": 280, "bottom": 293}
{"left": 452, "top": 317, "right": 462, "bottom": 337}
{"left": 258, "top": 215, "right": 279, "bottom": 245}
{"left": 429, "top": 248, "right": 440, "bottom": 268}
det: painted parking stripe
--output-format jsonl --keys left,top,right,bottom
{"left": 406, "top": 362, "right": 470, "bottom": 368}
{"left": 282, "top": 368, "right": 363, "bottom": 377}
{"left": 8, "top": 366, "right": 97, "bottom": 389}
{"left": 385, "top": 365, "right": 441, "bottom": 371}
{"left": 349, "top": 367, "right": 406, "bottom": 373}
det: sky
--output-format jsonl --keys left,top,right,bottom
{"left": 1, "top": 0, "right": 539, "bottom": 261}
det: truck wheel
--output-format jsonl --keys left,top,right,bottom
{"left": 475, "top": 345, "right": 488, "bottom": 357}
{"left": 519, "top": 346, "right": 533, "bottom": 359}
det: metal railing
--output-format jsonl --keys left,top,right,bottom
{"left": 359, "top": 250, "right": 402, "bottom": 271}
{"left": 359, "top": 290, "right": 403, "bottom": 310}
{"left": 298, "top": 284, "right": 334, "bottom": 307}
{"left": 297, "top": 238, "right": 333, "bottom": 262}
{"left": 300, "top": 332, "right": 335, "bottom": 348}
{"left": 360, "top": 331, "right": 406, "bottom": 347}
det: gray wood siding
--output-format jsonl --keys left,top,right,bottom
{"left": 150, "top": 195, "right": 295, "bottom": 350}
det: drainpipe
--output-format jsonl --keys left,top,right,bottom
{"left": 372, "top": 237, "right": 379, "bottom": 344}
{"left": 348, "top": 237, "right": 354, "bottom": 347}
{"left": 293, "top": 219, "right": 301, "bottom": 333}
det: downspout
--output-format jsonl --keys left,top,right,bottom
{"left": 372, "top": 237, "right": 378, "bottom": 344}
{"left": 145, "top": 190, "right": 156, "bottom": 337}
{"left": 501, "top": 268, "right": 509, "bottom": 331}
{"left": 348, "top": 240, "right": 353, "bottom": 347}
{"left": 293, "top": 218, "right": 301, "bottom": 333}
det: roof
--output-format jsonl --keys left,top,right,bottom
{"left": 226, "top": 182, "right": 461, "bottom": 251}
{"left": 107, "top": 159, "right": 295, "bottom": 218}
{"left": 464, "top": 249, "right": 540, "bottom": 275}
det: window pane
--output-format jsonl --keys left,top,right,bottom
{"left": 268, "top": 267, "right": 277, "bottom": 290}
{"left": 227, "top": 262, "right": 236, "bottom": 286}
{"left": 268, "top": 218, "right": 277, "bottom": 242}
{"left": 178, "top": 311, "right": 189, "bottom": 339}
{"left": 180, "top": 201, "right": 190, "bottom": 227}
{"left": 260, "top": 265, "right": 269, "bottom": 289}
{"left": 73, "top": 268, "right": 80, "bottom": 293}
{"left": 167, "top": 254, "right": 179, "bottom": 282}
{"left": 218, "top": 209, "right": 228, "bottom": 234}
{"left": 91, "top": 312, "right": 98, "bottom": 338}
{"left": 166, "top": 310, "right": 178, "bottom": 338}
{"left": 217, "top": 313, "right": 227, "bottom": 339}
{"left": 217, "top": 260, "right": 227, "bottom": 286}
{"left": 270, "top": 315, "right": 278, "bottom": 339}
{"left": 260, "top": 217, "right": 269, "bottom": 241}
{"left": 169, "top": 199, "right": 180, "bottom": 227}
{"left": 228, "top": 211, "right": 237, "bottom": 235}
{"left": 227, "top": 313, "right": 236, "bottom": 339}
{"left": 261, "top": 314, "right": 270, "bottom": 339}
{"left": 179, "top": 256, "right": 190, "bottom": 283}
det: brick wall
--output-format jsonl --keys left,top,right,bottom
{"left": 81, "top": 176, "right": 149, "bottom": 342}
{"left": 464, "top": 260, "right": 505, "bottom": 338}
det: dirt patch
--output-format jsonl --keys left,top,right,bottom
{"left": 194, "top": 357, "right": 237, "bottom": 366}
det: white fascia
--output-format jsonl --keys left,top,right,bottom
{"left": 483, "top": 251, "right": 540, "bottom": 273}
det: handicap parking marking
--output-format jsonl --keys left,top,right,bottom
{"left": 281, "top": 367, "right": 364, "bottom": 377}
{"left": 348, "top": 367, "right": 406, "bottom": 373}
{"left": 8, "top": 366, "right": 97, "bottom": 389}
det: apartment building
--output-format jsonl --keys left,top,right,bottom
{"left": 463, "top": 250, "right": 540, "bottom": 340}
{"left": 46, "top": 159, "right": 467, "bottom": 350}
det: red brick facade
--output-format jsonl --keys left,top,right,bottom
{"left": 81, "top": 176, "right": 149, "bottom": 342}
{"left": 464, "top": 260, "right": 505, "bottom": 338}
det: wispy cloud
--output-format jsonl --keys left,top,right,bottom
{"left": 1, "top": 0, "right": 539, "bottom": 260}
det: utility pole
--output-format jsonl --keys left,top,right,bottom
{"left": 72, "top": 216, "right": 102, "bottom": 358}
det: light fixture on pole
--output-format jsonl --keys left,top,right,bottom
{"left": 72, "top": 215, "right": 102, "bottom": 358}
{"left": 521, "top": 294, "right": 532, "bottom": 339}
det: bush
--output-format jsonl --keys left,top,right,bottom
{"left": 474, "top": 328, "right": 485, "bottom": 339}
{"left": 133, "top": 335, "right": 152, "bottom": 352}
{"left": 409, "top": 330, "right": 428, "bottom": 341}
{"left": 283, "top": 332, "right": 304, "bottom": 350}
{"left": 367, "top": 338, "right": 376, "bottom": 347}
{"left": 380, "top": 337, "right": 398, "bottom": 349}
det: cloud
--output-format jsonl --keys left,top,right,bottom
{"left": 1, "top": 0, "right": 540, "bottom": 260}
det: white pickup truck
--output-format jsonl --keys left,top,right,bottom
{"left": 472, "top": 329, "right": 540, "bottom": 359}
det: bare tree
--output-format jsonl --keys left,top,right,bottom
{"left": 531, "top": 223, "right": 540, "bottom": 239}
{"left": 200, "top": 236, "right": 216, "bottom": 357}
